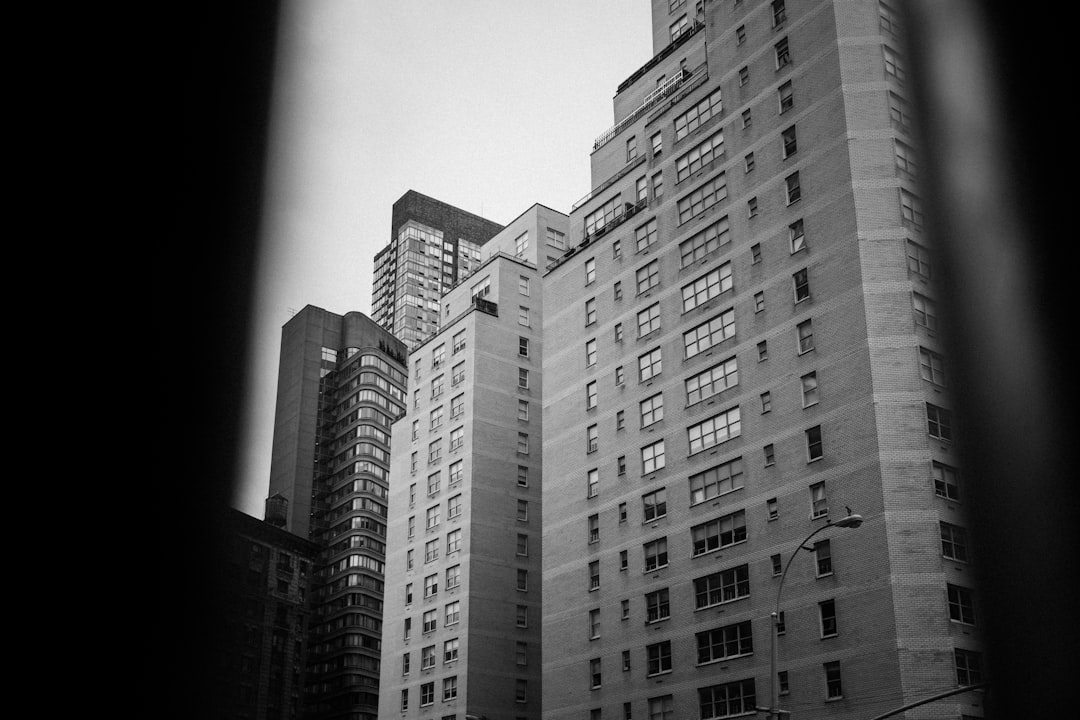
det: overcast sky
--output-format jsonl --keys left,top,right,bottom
{"left": 234, "top": 0, "right": 654, "bottom": 517}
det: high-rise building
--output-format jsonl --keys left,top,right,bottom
{"left": 378, "top": 204, "right": 568, "bottom": 719}
{"left": 266, "top": 306, "right": 408, "bottom": 720}
{"left": 372, "top": 190, "right": 505, "bottom": 351}
{"left": 542, "top": 2, "right": 980, "bottom": 720}
{"left": 220, "top": 505, "right": 320, "bottom": 720}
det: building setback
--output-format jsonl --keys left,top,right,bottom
{"left": 379, "top": 204, "right": 568, "bottom": 719}
{"left": 372, "top": 190, "right": 505, "bottom": 351}
{"left": 541, "top": 2, "right": 981, "bottom": 720}
{"left": 221, "top": 506, "right": 320, "bottom": 720}
{"left": 266, "top": 306, "right": 408, "bottom": 720}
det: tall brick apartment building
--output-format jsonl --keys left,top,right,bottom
{"left": 541, "top": 2, "right": 981, "bottom": 719}
{"left": 379, "top": 204, "right": 569, "bottom": 719}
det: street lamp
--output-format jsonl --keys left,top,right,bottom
{"left": 762, "top": 513, "right": 863, "bottom": 719}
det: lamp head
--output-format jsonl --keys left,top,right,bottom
{"left": 834, "top": 514, "right": 863, "bottom": 528}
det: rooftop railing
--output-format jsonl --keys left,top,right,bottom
{"left": 593, "top": 69, "right": 694, "bottom": 152}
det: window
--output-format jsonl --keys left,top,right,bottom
{"left": 615, "top": 365, "right": 625, "bottom": 385}
{"left": 584, "top": 339, "right": 598, "bottom": 368}
{"left": 646, "top": 640, "right": 672, "bottom": 675}
{"left": 614, "top": 280, "right": 623, "bottom": 301}
{"left": 688, "top": 406, "right": 742, "bottom": 454}
{"left": 824, "top": 661, "right": 843, "bottom": 699}
{"left": 449, "top": 459, "right": 463, "bottom": 487}
{"left": 751, "top": 243, "right": 762, "bottom": 263}
{"left": 422, "top": 644, "right": 436, "bottom": 670}
{"left": 651, "top": 131, "right": 663, "bottom": 157}
{"left": 744, "top": 152, "right": 755, "bottom": 173}
{"left": 442, "top": 676, "right": 458, "bottom": 701}
{"left": 518, "top": 432, "right": 529, "bottom": 454}
{"left": 775, "top": 36, "right": 791, "bottom": 69}
{"left": 586, "top": 381, "right": 598, "bottom": 409}
{"left": 420, "top": 681, "right": 435, "bottom": 707}
{"left": 785, "top": 171, "right": 801, "bottom": 204}
{"left": 814, "top": 538, "right": 832, "bottom": 576}
{"left": 948, "top": 583, "right": 976, "bottom": 625}
{"left": 518, "top": 306, "right": 530, "bottom": 327}
{"left": 675, "top": 87, "right": 723, "bottom": 141}
{"left": 432, "top": 344, "right": 445, "bottom": 370}
{"left": 912, "top": 292, "right": 937, "bottom": 331}
{"left": 778, "top": 80, "right": 794, "bottom": 114}
{"left": 431, "top": 376, "right": 444, "bottom": 400}
{"left": 642, "top": 440, "right": 666, "bottom": 474}
{"left": 445, "top": 600, "right": 460, "bottom": 625}
{"left": 889, "top": 90, "right": 913, "bottom": 132}
{"left": 906, "top": 239, "right": 932, "bottom": 278}
{"left": 450, "top": 394, "right": 464, "bottom": 420}
{"left": 516, "top": 604, "right": 528, "bottom": 628}
{"left": 738, "top": 65, "right": 749, "bottom": 86}
{"left": 767, "top": 496, "right": 779, "bottom": 519}
{"left": 787, "top": 220, "right": 806, "bottom": 255}
{"left": 614, "top": 323, "right": 624, "bottom": 342}
{"left": 411, "top": 451, "right": 418, "bottom": 473}
{"left": 627, "top": 136, "right": 638, "bottom": 162}
{"left": 772, "top": 0, "right": 786, "bottom": 26}
{"left": 445, "top": 564, "right": 461, "bottom": 590}
{"left": 686, "top": 356, "right": 738, "bottom": 405}
{"left": 941, "top": 521, "right": 968, "bottom": 561}
{"left": 402, "top": 652, "right": 411, "bottom": 675}
{"left": 589, "top": 559, "right": 600, "bottom": 589}
{"left": 423, "top": 608, "right": 437, "bottom": 633}
{"left": 692, "top": 510, "right": 747, "bottom": 556}
{"left": 883, "top": 44, "right": 906, "bottom": 82}
{"left": 587, "top": 424, "right": 599, "bottom": 453}
{"left": 518, "top": 336, "right": 530, "bottom": 358}
{"left": 699, "top": 678, "right": 757, "bottom": 719}
{"left": 741, "top": 108, "right": 752, "bottom": 129}
{"left": 591, "top": 658, "right": 603, "bottom": 688}
{"left": 405, "top": 581, "right": 414, "bottom": 604}
{"left": 679, "top": 216, "right": 729, "bottom": 267}
{"left": 764, "top": 444, "right": 776, "bottom": 467}
{"left": 895, "top": 138, "right": 918, "bottom": 175}
{"left": 446, "top": 528, "right": 461, "bottom": 554}
{"left": 617, "top": 455, "right": 627, "bottom": 475}
{"left": 645, "top": 588, "right": 670, "bottom": 623}
{"left": 676, "top": 129, "right": 725, "bottom": 183}
{"left": 797, "top": 318, "right": 815, "bottom": 353}
{"left": 518, "top": 399, "right": 530, "bottom": 422}
{"left": 589, "top": 608, "right": 601, "bottom": 638}
{"left": 901, "top": 188, "right": 924, "bottom": 229}
{"left": 429, "top": 408, "right": 443, "bottom": 432}
{"left": 809, "top": 474, "right": 829, "bottom": 517}
{"left": 429, "top": 439, "right": 442, "bottom": 464}
{"left": 449, "top": 426, "right": 464, "bottom": 452}
{"left": 515, "top": 232, "right": 529, "bottom": 259}
{"left": 682, "top": 263, "right": 733, "bottom": 312}
{"left": 819, "top": 599, "right": 838, "bottom": 637}
{"left": 635, "top": 218, "right": 658, "bottom": 252}
{"left": 425, "top": 538, "right": 439, "bottom": 563}
{"left": 880, "top": 0, "right": 902, "bottom": 35}
{"left": 636, "top": 176, "right": 648, "bottom": 202}
{"left": 412, "top": 419, "right": 420, "bottom": 441}
{"left": 918, "top": 346, "right": 946, "bottom": 385}
{"left": 670, "top": 13, "right": 689, "bottom": 41}
{"left": 696, "top": 620, "right": 753, "bottom": 664}
{"left": 760, "top": 391, "right": 772, "bottom": 413}
{"left": 640, "top": 393, "right": 664, "bottom": 427}
{"left": 547, "top": 226, "right": 567, "bottom": 249}
{"left": 643, "top": 537, "right": 669, "bottom": 571}
{"left": 689, "top": 457, "right": 744, "bottom": 504}
{"left": 515, "top": 679, "right": 528, "bottom": 703}
{"left": 781, "top": 125, "right": 797, "bottom": 158}
{"left": 757, "top": 340, "right": 769, "bottom": 361}
{"left": 587, "top": 468, "right": 599, "bottom": 498}
{"left": 401, "top": 689, "right": 409, "bottom": 711}
{"left": 927, "top": 403, "right": 954, "bottom": 441}
{"left": 517, "top": 465, "right": 529, "bottom": 487}
{"left": 933, "top": 461, "right": 960, "bottom": 500}
{"left": 517, "top": 568, "right": 529, "bottom": 592}
{"left": 954, "top": 649, "right": 982, "bottom": 686}
{"left": 648, "top": 695, "right": 673, "bottom": 720}
{"left": 677, "top": 173, "right": 727, "bottom": 224}
{"left": 407, "top": 548, "right": 415, "bottom": 570}
{"left": 771, "top": 554, "right": 782, "bottom": 575}
{"left": 618, "top": 410, "right": 627, "bottom": 431}
{"left": 637, "top": 303, "right": 661, "bottom": 337}
{"left": 801, "top": 371, "right": 819, "bottom": 406}
{"left": 636, "top": 260, "right": 660, "bottom": 294}
{"left": 446, "top": 494, "right": 461, "bottom": 521}
{"left": 585, "top": 257, "right": 597, "bottom": 283}
{"left": 643, "top": 488, "right": 667, "bottom": 522}
{"left": 516, "top": 641, "right": 528, "bottom": 666}
{"left": 747, "top": 197, "right": 758, "bottom": 218}
{"left": 793, "top": 268, "right": 810, "bottom": 303}
{"left": 426, "top": 504, "right": 441, "bottom": 529}
{"left": 585, "top": 297, "right": 597, "bottom": 325}
{"left": 684, "top": 309, "right": 735, "bottom": 359}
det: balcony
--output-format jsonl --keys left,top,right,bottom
{"left": 594, "top": 67, "right": 695, "bottom": 152}
{"left": 617, "top": 19, "right": 704, "bottom": 94}
{"left": 473, "top": 297, "right": 498, "bottom": 316}
{"left": 582, "top": 199, "right": 647, "bottom": 245}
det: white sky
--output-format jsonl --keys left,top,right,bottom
{"left": 235, "top": 0, "right": 654, "bottom": 517}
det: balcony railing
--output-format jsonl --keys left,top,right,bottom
{"left": 572, "top": 154, "right": 647, "bottom": 211}
{"left": 594, "top": 68, "right": 694, "bottom": 152}
{"left": 473, "top": 297, "right": 498, "bottom": 316}
{"left": 581, "top": 199, "right": 647, "bottom": 245}
{"left": 617, "top": 19, "right": 704, "bottom": 94}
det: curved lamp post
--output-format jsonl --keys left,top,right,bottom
{"left": 762, "top": 513, "right": 863, "bottom": 719}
